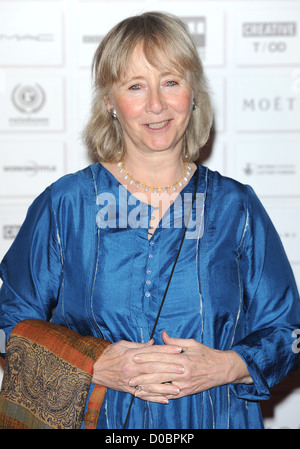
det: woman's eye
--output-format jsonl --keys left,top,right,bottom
{"left": 129, "top": 84, "right": 141, "bottom": 90}
{"left": 166, "top": 80, "right": 178, "bottom": 86}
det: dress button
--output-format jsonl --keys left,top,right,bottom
{"left": 147, "top": 269, "right": 151, "bottom": 274}
{"left": 146, "top": 280, "right": 151, "bottom": 285}
{"left": 145, "top": 291, "right": 151, "bottom": 298}
{"left": 149, "top": 254, "right": 153, "bottom": 259}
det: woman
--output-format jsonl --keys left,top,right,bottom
{"left": 0, "top": 12, "right": 299, "bottom": 429}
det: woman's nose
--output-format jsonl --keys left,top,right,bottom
{"left": 145, "top": 88, "right": 167, "bottom": 114}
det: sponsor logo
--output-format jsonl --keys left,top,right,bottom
{"left": 0, "top": 34, "right": 54, "bottom": 42}
{"left": 181, "top": 17, "right": 206, "bottom": 49}
{"left": 3, "top": 225, "right": 20, "bottom": 240}
{"left": 2, "top": 162, "right": 56, "bottom": 177}
{"left": 243, "top": 162, "right": 297, "bottom": 176}
{"left": 242, "top": 96, "right": 297, "bottom": 112}
{"left": 82, "top": 35, "right": 103, "bottom": 44}
{"left": 12, "top": 83, "right": 45, "bottom": 114}
{"left": 237, "top": 15, "right": 300, "bottom": 63}
{"left": 242, "top": 22, "right": 297, "bottom": 37}
{"left": 8, "top": 83, "right": 49, "bottom": 127}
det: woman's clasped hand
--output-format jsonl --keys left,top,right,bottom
{"left": 92, "top": 331, "right": 252, "bottom": 404}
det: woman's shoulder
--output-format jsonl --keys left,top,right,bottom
{"left": 200, "top": 165, "right": 256, "bottom": 201}
{"left": 200, "top": 165, "right": 268, "bottom": 220}
{"left": 26, "top": 163, "right": 102, "bottom": 214}
{"left": 52, "top": 163, "right": 99, "bottom": 189}
{"left": 46, "top": 162, "right": 100, "bottom": 200}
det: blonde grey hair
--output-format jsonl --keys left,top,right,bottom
{"left": 82, "top": 11, "right": 213, "bottom": 163}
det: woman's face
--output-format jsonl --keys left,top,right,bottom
{"left": 105, "top": 43, "right": 194, "bottom": 159}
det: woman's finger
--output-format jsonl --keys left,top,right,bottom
{"left": 134, "top": 390, "right": 170, "bottom": 404}
{"left": 132, "top": 383, "right": 180, "bottom": 403}
{"left": 132, "top": 351, "right": 184, "bottom": 366}
{"left": 162, "top": 331, "right": 195, "bottom": 349}
{"left": 132, "top": 343, "right": 183, "bottom": 357}
{"left": 129, "top": 368, "right": 183, "bottom": 388}
{"left": 129, "top": 361, "right": 184, "bottom": 384}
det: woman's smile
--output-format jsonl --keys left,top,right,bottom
{"left": 144, "top": 119, "right": 172, "bottom": 130}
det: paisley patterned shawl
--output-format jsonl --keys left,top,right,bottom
{"left": 0, "top": 319, "right": 110, "bottom": 429}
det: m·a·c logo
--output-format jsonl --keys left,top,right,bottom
{"left": 11, "top": 83, "right": 46, "bottom": 114}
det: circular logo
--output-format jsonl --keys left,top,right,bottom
{"left": 12, "top": 83, "right": 45, "bottom": 114}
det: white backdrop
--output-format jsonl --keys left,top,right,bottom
{"left": 0, "top": 0, "right": 300, "bottom": 429}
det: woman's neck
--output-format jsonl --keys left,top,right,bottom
{"left": 101, "top": 154, "right": 196, "bottom": 238}
{"left": 122, "top": 152, "right": 187, "bottom": 190}
{"left": 101, "top": 150, "right": 196, "bottom": 201}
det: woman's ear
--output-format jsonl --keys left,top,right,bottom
{"left": 104, "top": 94, "right": 113, "bottom": 112}
{"left": 104, "top": 94, "right": 118, "bottom": 120}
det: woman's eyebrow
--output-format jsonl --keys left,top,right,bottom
{"left": 119, "top": 71, "right": 183, "bottom": 86}
{"left": 118, "top": 76, "right": 145, "bottom": 86}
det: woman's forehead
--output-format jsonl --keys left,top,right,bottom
{"left": 118, "top": 42, "right": 186, "bottom": 82}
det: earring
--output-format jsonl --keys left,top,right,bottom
{"left": 192, "top": 100, "right": 196, "bottom": 111}
{"left": 110, "top": 107, "right": 117, "bottom": 120}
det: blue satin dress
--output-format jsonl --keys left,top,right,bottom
{"left": 0, "top": 163, "right": 299, "bottom": 429}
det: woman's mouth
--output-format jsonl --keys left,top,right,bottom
{"left": 146, "top": 120, "right": 170, "bottom": 129}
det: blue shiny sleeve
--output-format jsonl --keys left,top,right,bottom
{"left": 0, "top": 187, "right": 63, "bottom": 355}
{"left": 230, "top": 186, "right": 300, "bottom": 400}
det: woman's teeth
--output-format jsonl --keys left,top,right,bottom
{"left": 147, "top": 120, "right": 169, "bottom": 129}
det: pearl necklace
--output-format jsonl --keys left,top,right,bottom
{"left": 117, "top": 161, "right": 192, "bottom": 194}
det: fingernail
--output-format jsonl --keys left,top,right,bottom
{"left": 133, "top": 355, "right": 140, "bottom": 361}
{"left": 171, "top": 387, "right": 180, "bottom": 395}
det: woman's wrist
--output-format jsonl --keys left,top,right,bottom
{"left": 225, "top": 350, "right": 253, "bottom": 385}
